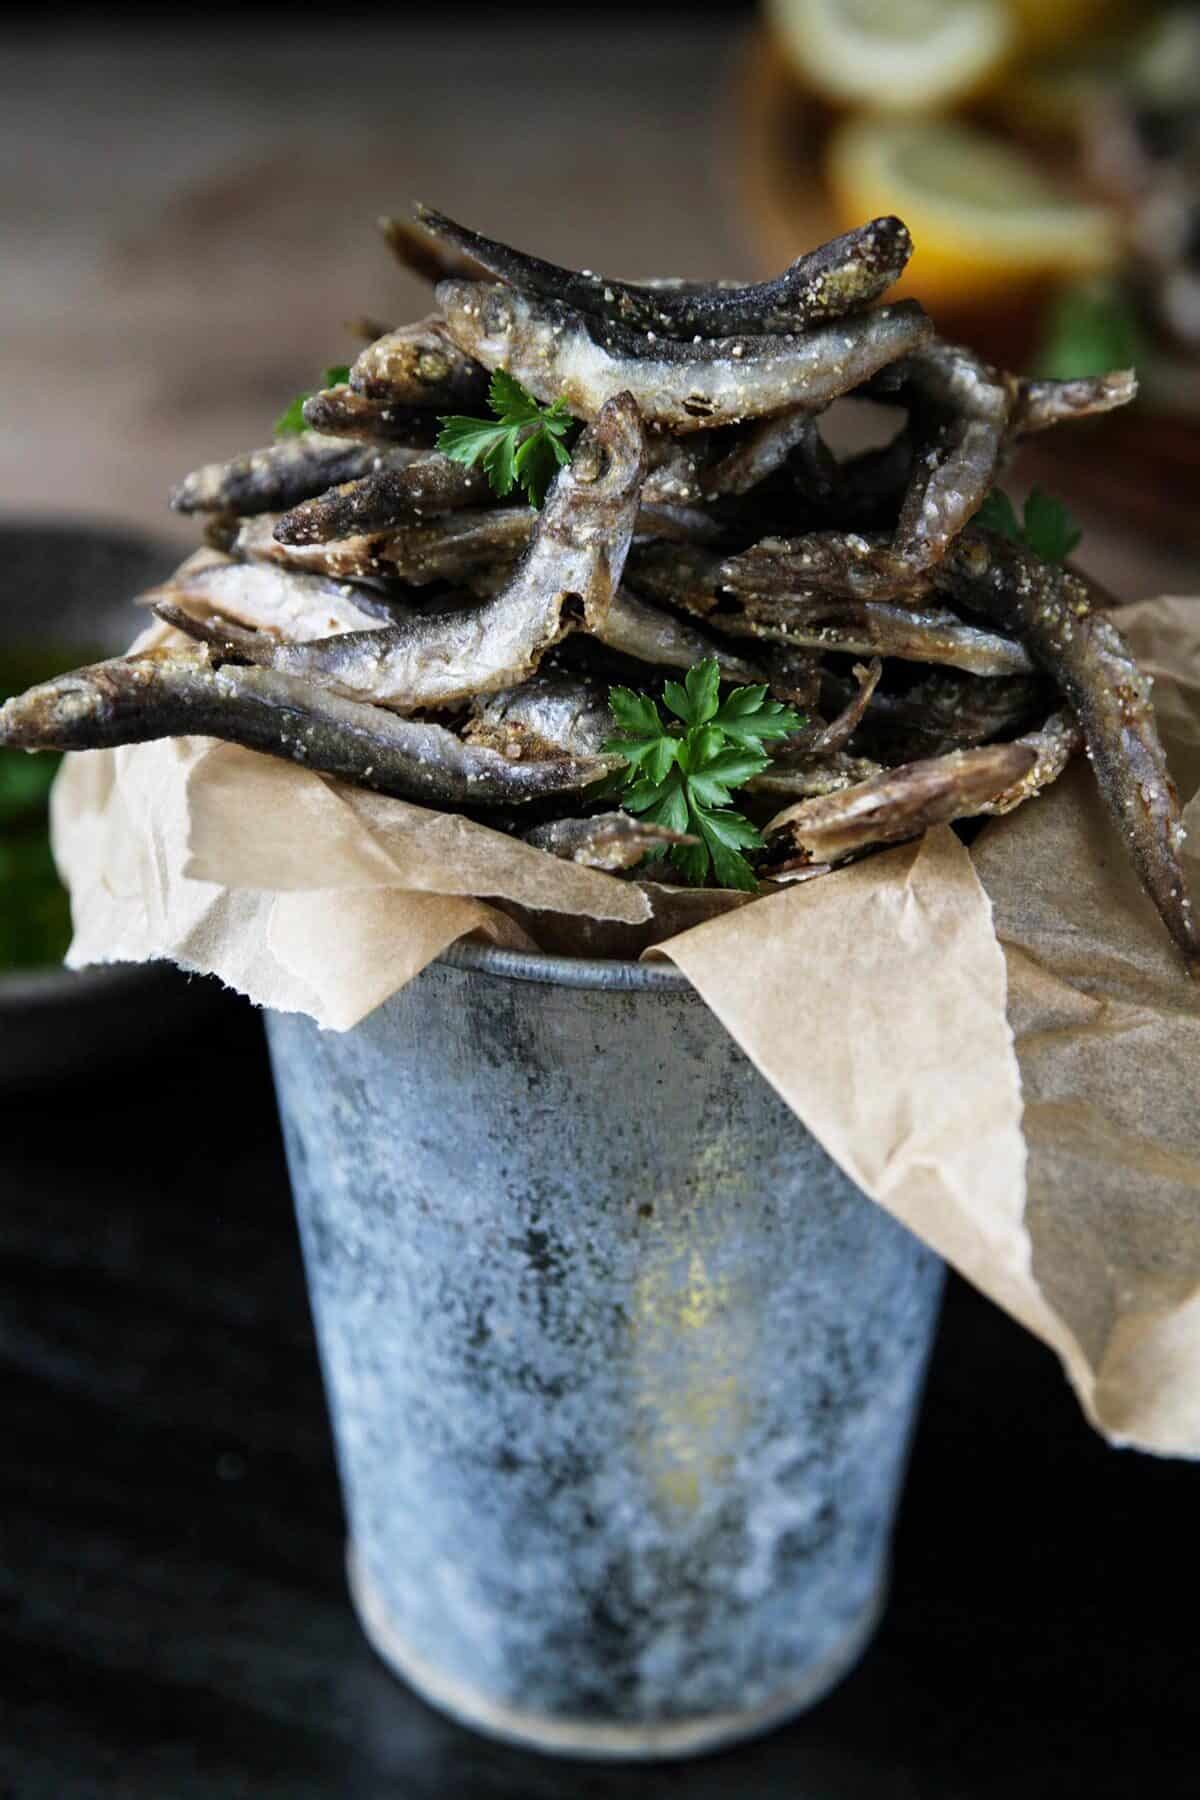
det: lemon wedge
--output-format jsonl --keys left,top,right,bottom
{"left": 826, "top": 117, "right": 1120, "bottom": 308}
{"left": 767, "top": 0, "right": 1014, "bottom": 112}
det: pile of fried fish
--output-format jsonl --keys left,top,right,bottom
{"left": 3, "top": 205, "right": 1195, "bottom": 972}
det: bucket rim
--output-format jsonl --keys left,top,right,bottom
{"left": 437, "top": 937, "right": 692, "bottom": 993}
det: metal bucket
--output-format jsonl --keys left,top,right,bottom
{"left": 265, "top": 941, "right": 944, "bottom": 1761}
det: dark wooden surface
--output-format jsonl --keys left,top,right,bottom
{"left": 2, "top": 986, "right": 1198, "bottom": 1799}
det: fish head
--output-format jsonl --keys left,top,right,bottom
{"left": 436, "top": 280, "right": 527, "bottom": 366}
{"left": 556, "top": 391, "right": 646, "bottom": 515}
{"left": 0, "top": 667, "right": 115, "bottom": 750}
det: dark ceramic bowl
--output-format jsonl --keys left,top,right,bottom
{"left": 0, "top": 518, "right": 212, "bottom": 1089}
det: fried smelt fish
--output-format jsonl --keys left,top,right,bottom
{"left": 747, "top": 749, "right": 883, "bottom": 800}
{"left": 417, "top": 205, "right": 912, "bottom": 337}
{"left": 803, "top": 658, "right": 881, "bottom": 754}
{"left": 170, "top": 435, "right": 420, "bottom": 517}
{"left": 721, "top": 532, "right": 922, "bottom": 602}
{"left": 597, "top": 587, "right": 765, "bottom": 681}
{"left": 762, "top": 741, "right": 1037, "bottom": 869}
{"left": 699, "top": 409, "right": 825, "bottom": 498}
{"left": 349, "top": 316, "right": 488, "bottom": 409}
{"left": 978, "top": 711, "right": 1083, "bottom": 815}
{"left": 225, "top": 517, "right": 400, "bottom": 587}
{"left": 466, "top": 671, "right": 613, "bottom": 759}
{"left": 524, "top": 812, "right": 694, "bottom": 872}
{"left": 890, "top": 342, "right": 1014, "bottom": 566}
{"left": 166, "top": 394, "right": 646, "bottom": 714}
{"left": 625, "top": 544, "right": 1033, "bottom": 675}
{"left": 750, "top": 605, "right": 1033, "bottom": 677}
{"left": 436, "top": 280, "right": 932, "bottom": 431}
{"left": 378, "top": 214, "right": 489, "bottom": 286}
{"left": 146, "top": 548, "right": 401, "bottom": 636}
{"left": 275, "top": 453, "right": 491, "bottom": 544}
{"left": 378, "top": 509, "right": 536, "bottom": 583}
{"left": 935, "top": 533, "right": 1200, "bottom": 970}
{"left": 300, "top": 385, "right": 440, "bottom": 444}
{"left": 848, "top": 668, "right": 1048, "bottom": 760}
{"left": 0, "top": 648, "right": 613, "bottom": 808}
{"left": 1011, "top": 370, "right": 1137, "bottom": 435}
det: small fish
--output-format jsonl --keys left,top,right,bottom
{"left": 466, "top": 671, "right": 613, "bottom": 759}
{"left": 417, "top": 205, "right": 913, "bottom": 337}
{"left": 226, "top": 517, "right": 400, "bottom": 587}
{"left": 934, "top": 532, "right": 1200, "bottom": 971}
{"left": 623, "top": 541, "right": 730, "bottom": 617}
{"left": 596, "top": 586, "right": 766, "bottom": 682}
{"left": 978, "top": 711, "right": 1083, "bottom": 815}
{"left": 699, "top": 408, "right": 825, "bottom": 498}
{"left": 379, "top": 509, "right": 536, "bottom": 583}
{"left": 721, "top": 532, "right": 926, "bottom": 602}
{"left": 633, "top": 501, "right": 729, "bottom": 546}
{"left": 1011, "top": 370, "right": 1137, "bottom": 435}
{"left": 762, "top": 740, "right": 1038, "bottom": 868}
{"left": 626, "top": 539, "right": 1031, "bottom": 674}
{"left": 169, "top": 435, "right": 422, "bottom": 517}
{"left": 349, "top": 315, "right": 489, "bottom": 409}
{"left": 145, "top": 547, "right": 401, "bottom": 636}
{"left": 893, "top": 343, "right": 1014, "bottom": 566}
{"left": 166, "top": 393, "right": 646, "bottom": 714}
{"left": 300, "top": 384, "right": 440, "bottom": 444}
{"left": 739, "top": 603, "right": 1034, "bottom": 676}
{"left": 802, "top": 658, "right": 882, "bottom": 754}
{"left": 640, "top": 437, "right": 713, "bottom": 506}
{"left": 436, "top": 280, "right": 932, "bottom": 432}
{"left": 747, "top": 749, "right": 884, "bottom": 800}
{"left": 378, "top": 214, "right": 490, "bottom": 286}
{"left": 524, "top": 811, "right": 694, "bottom": 872}
{"left": 278, "top": 474, "right": 722, "bottom": 552}
{"left": 275, "top": 453, "right": 492, "bottom": 544}
{"left": 0, "top": 646, "right": 615, "bottom": 807}
{"left": 848, "top": 668, "right": 1048, "bottom": 761}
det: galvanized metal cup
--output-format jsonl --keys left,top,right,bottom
{"left": 265, "top": 941, "right": 944, "bottom": 1760}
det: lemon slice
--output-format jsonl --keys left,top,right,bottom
{"left": 767, "top": 0, "right": 1014, "bottom": 112}
{"left": 826, "top": 117, "right": 1120, "bottom": 308}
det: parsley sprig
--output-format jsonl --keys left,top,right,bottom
{"left": 976, "top": 487, "right": 1082, "bottom": 565}
{"left": 603, "top": 660, "right": 804, "bottom": 892}
{"left": 274, "top": 365, "right": 352, "bottom": 438}
{"left": 1034, "top": 277, "right": 1146, "bottom": 382}
{"left": 437, "top": 372, "right": 579, "bottom": 508}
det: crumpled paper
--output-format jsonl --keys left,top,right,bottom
{"left": 49, "top": 599, "right": 1200, "bottom": 1455}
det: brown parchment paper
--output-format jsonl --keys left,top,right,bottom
{"left": 48, "top": 596, "right": 1200, "bottom": 1454}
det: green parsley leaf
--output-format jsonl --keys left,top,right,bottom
{"left": 1034, "top": 278, "right": 1146, "bottom": 381}
{"left": 437, "top": 374, "right": 580, "bottom": 507}
{"left": 977, "top": 486, "right": 1081, "bottom": 565}
{"left": 273, "top": 394, "right": 311, "bottom": 438}
{"left": 975, "top": 489, "right": 1022, "bottom": 541}
{"left": 1021, "top": 488, "right": 1082, "bottom": 564}
{"left": 604, "top": 660, "right": 804, "bottom": 889}
{"left": 274, "top": 363, "right": 354, "bottom": 438}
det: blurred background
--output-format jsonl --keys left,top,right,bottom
{"left": 4, "top": 7, "right": 1200, "bottom": 1795}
